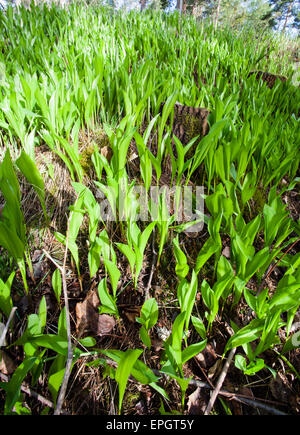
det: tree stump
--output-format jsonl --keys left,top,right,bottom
{"left": 247, "top": 71, "right": 287, "bottom": 89}
{"left": 171, "top": 102, "right": 210, "bottom": 145}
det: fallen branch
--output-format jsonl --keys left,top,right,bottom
{"left": 0, "top": 372, "right": 54, "bottom": 409}
{"left": 43, "top": 215, "right": 73, "bottom": 415}
{"left": 97, "top": 355, "right": 288, "bottom": 415}
{"left": 204, "top": 347, "right": 237, "bottom": 415}
{"left": 144, "top": 228, "right": 156, "bottom": 301}
{"left": 0, "top": 307, "right": 17, "bottom": 347}
{"left": 257, "top": 238, "right": 300, "bottom": 295}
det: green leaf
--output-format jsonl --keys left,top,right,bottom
{"left": 139, "top": 325, "right": 151, "bottom": 349}
{"left": 78, "top": 337, "right": 96, "bottom": 347}
{"left": 38, "top": 296, "right": 47, "bottom": 334}
{"left": 100, "top": 349, "right": 160, "bottom": 385}
{"left": 189, "top": 119, "right": 228, "bottom": 180}
{"left": 115, "top": 243, "right": 136, "bottom": 278}
{"left": 58, "top": 307, "right": 67, "bottom": 339}
{"left": 191, "top": 316, "right": 206, "bottom": 340}
{"left": 52, "top": 268, "right": 62, "bottom": 306}
{"left": 182, "top": 340, "right": 207, "bottom": 364}
{"left": 103, "top": 259, "right": 120, "bottom": 298}
{"left": 195, "top": 237, "right": 219, "bottom": 275}
{"left": 0, "top": 272, "right": 14, "bottom": 318}
{"left": 98, "top": 279, "right": 118, "bottom": 317}
{"left": 173, "top": 236, "right": 189, "bottom": 280}
{"left": 137, "top": 298, "right": 159, "bottom": 330}
{"left": 115, "top": 349, "right": 143, "bottom": 414}
{"left": 177, "top": 271, "right": 198, "bottom": 331}
{"left": 166, "top": 312, "right": 186, "bottom": 370}
{"left": 16, "top": 150, "right": 48, "bottom": 222}
{"left": 48, "top": 354, "right": 66, "bottom": 405}
{"left": 201, "top": 279, "right": 218, "bottom": 324}
{"left": 234, "top": 354, "right": 247, "bottom": 372}
{"left": 224, "top": 319, "right": 265, "bottom": 354}
{"left": 4, "top": 357, "right": 37, "bottom": 414}
{"left": 244, "top": 358, "right": 265, "bottom": 375}
{"left": 268, "top": 274, "right": 300, "bottom": 312}
{"left": 29, "top": 334, "right": 69, "bottom": 356}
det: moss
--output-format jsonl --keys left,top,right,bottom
{"left": 79, "top": 142, "right": 97, "bottom": 173}
{"left": 79, "top": 130, "right": 111, "bottom": 174}
{"left": 173, "top": 108, "right": 208, "bottom": 162}
{"left": 252, "top": 186, "right": 267, "bottom": 215}
{"left": 93, "top": 130, "right": 110, "bottom": 149}
{"left": 47, "top": 182, "right": 59, "bottom": 197}
{"left": 183, "top": 113, "right": 203, "bottom": 144}
{"left": 123, "top": 389, "right": 140, "bottom": 411}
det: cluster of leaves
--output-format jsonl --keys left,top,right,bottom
{"left": 0, "top": 3, "right": 299, "bottom": 415}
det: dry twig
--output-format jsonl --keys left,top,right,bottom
{"left": 43, "top": 214, "right": 73, "bottom": 415}
{"left": 204, "top": 347, "right": 237, "bottom": 415}
{"left": 0, "top": 307, "right": 17, "bottom": 347}
{"left": 144, "top": 228, "right": 156, "bottom": 301}
{"left": 0, "top": 372, "right": 54, "bottom": 409}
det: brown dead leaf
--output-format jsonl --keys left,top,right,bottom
{"left": 0, "top": 350, "right": 16, "bottom": 375}
{"left": 151, "top": 338, "right": 163, "bottom": 352}
{"left": 76, "top": 288, "right": 115, "bottom": 337}
{"left": 270, "top": 372, "right": 292, "bottom": 403}
{"left": 222, "top": 246, "right": 231, "bottom": 259}
{"left": 100, "top": 146, "right": 112, "bottom": 162}
{"left": 187, "top": 387, "right": 207, "bottom": 415}
{"left": 123, "top": 306, "right": 141, "bottom": 323}
{"left": 96, "top": 314, "right": 116, "bottom": 337}
{"left": 195, "top": 342, "right": 217, "bottom": 369}
{"left": 153, "top": 286, "right": 163, "bottom": 298}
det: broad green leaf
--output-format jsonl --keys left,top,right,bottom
{"left": 29, "top": 334, "right": 69, "bottom": 356}
{"left": 78, "top": 337, "right": 96, "bottom": 347}
{"left": 0, "top": 272, "right": 14, "bottom": 318}
{"left": 139, "top": 325, "right": 152, "bottom": 349}
{"left": 173, "top": 236, "right": 189, "bottom": 280}
{"left": 103, "top": 259, "right": 120, "bottom": 297}
{"left": 38, "top": 296, "right": 47, "bottom": 334}
{"left": 52, "top": 268, "right": 62, "bottom": 306}
{"left": 16, "top": 150, "right": 48, "bottom": 222}
{"left": 137, "top": 298, "right": 159, "bottom": 330}
{"left": 191, "top": 316, "right": 206, "bottom": 340}
{"left": 195, "top": 238, "right": 219, "bottom": 274}
{"left": 115, "top": 243, "right": 136, "bottom": 277}
{"left": 98, "top": 279, "right": 118, "bottom": 317}
{"left": 244, "top": 358, "right": 265, "bottom": 375}
{"left": 4, "top": 357, "right": 37, "bottom": 414}
{"left": 182, "top": 340, "right": 207, "bottom": 364}
{"left": 115, "top": 349, "right": 143, "bottom": 414}
{"left": 48, "top": 354, "right": 66, "bottom": 405}
{"left": 224, "top": 319, "right": 265, "bottom": 354}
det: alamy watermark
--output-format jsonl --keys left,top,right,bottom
{"left": 291, "top": 322, "right": 300, "bottom": 348}
{"left": 95, "top": 183, "right": 205, "bottom": 233}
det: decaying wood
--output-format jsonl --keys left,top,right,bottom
{"left": 248, "top": 71, "right": 287, "bottom": 89}
{"left": 172, "top": 102, "right": 210, "bottom": 145}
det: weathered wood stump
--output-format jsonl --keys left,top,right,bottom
{"left": 172, "top": 102, "right": 210, "bottom": 146}
{"left": 247, "top": 71, "right": 287, "bottom": 89}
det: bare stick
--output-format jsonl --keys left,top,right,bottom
{"left": 100, "top": 356, "right": 287, "bottom": 415}
{"left": 53, "top": 216, "right": 73, "bottom": 415}
{"left": 42, "top": 250, "right": 63, "bottom": 273}
{"left": 0, "top": 307, "right": 17, "bottom": 347}
{"left": 257, "top": 238, "right": 300, "bottom": 296}
{"left": 204, "top": 347, "right": 237, "bottom": 415}
{"left": 43, "top": 215, "right": 73, "bottom": 415}
{"left": 0, "top": 372, "right": 54, "bottom": 409}
{"left": 144, "top": 228, "right": 156, "bottom": 301}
